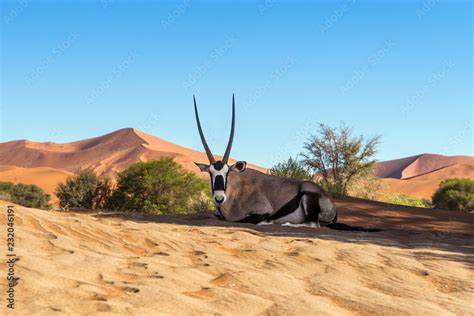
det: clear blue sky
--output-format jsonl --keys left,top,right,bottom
{"left": 1, "top": 0, "right": 472, "bottom": 167}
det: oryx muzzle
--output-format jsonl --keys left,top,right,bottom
{"left": 193, "top": 95, "right": 337, "bottom": 227}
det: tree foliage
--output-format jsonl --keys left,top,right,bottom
{"left": 302, "top": 122, "right": 380, "bottom": 197}
{"left": 9, "top": 183, "right": 51, "bottom": 209}
{"left": 346, "top": 167, "right": 384, "bottom": 201}
{"left": 109, "top": 158, "right": 211, "bottom": 215}
{"left": 55, "top": 169, "right": 113, "bottom": 210}
{"left": 432, "top": 178, "right": 474, "bottom": 212}
{"left": 270, "top": 156, "right": 313, "bottom": 181}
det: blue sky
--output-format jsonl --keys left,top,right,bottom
{"left": 1, "top": 0, "right": 472, "bottom": 167}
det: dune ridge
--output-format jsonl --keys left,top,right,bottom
{"left": 376, "top": 154, "right": 473, "bottom": 179}
{"left": 0, "top": 128, "right": 265, "bottom": 178}
{"left": 382, "top": 163, "right": 474, "bottom": 199}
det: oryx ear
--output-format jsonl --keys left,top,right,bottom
{"left": 195, "top": 162, "right": 210, "bottom": 172}
{"left": 230, "top": 161, "right": 247, "bottom": 172}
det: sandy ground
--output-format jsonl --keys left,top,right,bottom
{"left": 382, "top": 163, "right": 474, "bottom": 199}
{"left": 0, "top": 198, "right": 473, "bottom": 315}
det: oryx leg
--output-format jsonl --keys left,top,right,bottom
{"left": 281, "top": 222, "right": 320, "bottom": 228}
{"left": 257, "top": 220, "right": 274, "bottom": 226}
{"left": 301, "top": 192, "right": 321, "bottom": 227}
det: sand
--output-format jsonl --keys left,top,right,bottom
{"left": 382, "top": 163, "right": 474, "bottom": 199}
{"left": 0, "top": 128, "right": 266, "bottom": 178}
{"left": 0, "top": 165, "right": 72, "bottom": 199}
{"left": 376, "top": 154, "right": 473, "bottom": 179}
{"left": 1, "top": 198, "right": 473, "bottom": 315}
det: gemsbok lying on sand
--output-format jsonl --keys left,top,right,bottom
{"left": 193, "top": 95, "right": 337, "bottom": 228}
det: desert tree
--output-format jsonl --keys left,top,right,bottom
{"left": 270, "top": 156, "right": 313, "bottom": 181}
{"left": 302, "top": 122, "right": 381, "bottom": 197}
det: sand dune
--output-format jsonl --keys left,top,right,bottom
{"left": 1, "top": 199, "right": 473, "bottom": 315}
{"left": 1, "top": 131, "right": 472, "bottom": 203}
{"left": 376, "top": 154, "right": 473, "bottom": 179}
{"left": 0, "top": 165, "right": 72, "bottom": 198}
{"left": 383, "top": 163, "right": 474, "bottom": 199}
{"left": 0, "top": 128, "right": 265, "bottom": 177}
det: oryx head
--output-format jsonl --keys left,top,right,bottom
{"left": 193, "top": 95, "right": 247, "bottom": 206}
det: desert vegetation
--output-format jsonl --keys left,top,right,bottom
{"left": 432, "top": 178, "right": 474, "bottom": 212}
{"left": 108, "top": 158, "right": 211, "bottom": 215}
{"left": 383, "top": 193, "right": 431, "bottom": 208}
{"left": 270, "top": 122, "right": 472, "bottom": 212}
{"left": 270, "top": 156, "right": 313, "bottom": 180}
{"left": 270, "top": 122, "right": 382, "bottom": 199}
{"left": 55, "top": 158, "right": 212, "bottom": 214}
{"left": 55, "top": 169, "right": 113, "bottom": 210}
{"left": 302, "top": 122, "right": 381, "bottom": 197}
{"left": 0, "top": 181, "right": 51, "bottom": 209}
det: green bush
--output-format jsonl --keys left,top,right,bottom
{"left": 0, "top": 181, "right": 14, "bottom": 193}
{"left": 385, "top": 193, "right": 431, "bottom": 208}
{"left": 0, "top": 181, "right": 14, "bottom": 201}
{"left": 9, "top": 183, "right": 51, "bottom": 210}
{"left": 270, "top": 157, "right": 313, "bottom": 181}
{"left": 109, "top": 158, "right": 211, "bottom": 215}
{"left": 432, "top": 178, "right": 474, "bottom": 212}
{"left": 55, "top": 169, "right": 113, "bottom": 210}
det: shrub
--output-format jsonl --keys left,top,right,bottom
{"left": 346, "top": 167, "right": 385, "bottom": 201}
{"left": 109, "top": 158, "right": 211, "bottom": 215}
{"left": 0, "top": 181, "right": 14, "bottom": 193}
{"left": 55, "top": 169, "right": 113, "bottom": 210}
{"left": 0, "top": 181, "right": 14, "bottom": 201}
{"left": 9, "top": 183, "right": 52, "bottom": 209}
{"left": 270, "top": 156, "right": 313, "bottom": 180}
{"left": 302, "top": 122, "right": 380, "bottom": 197}
{"left": 384, "top": 193, "right": 431, "bottom": 208}
{"left": 432, "top": 178, "right": 474, "bottom": 212}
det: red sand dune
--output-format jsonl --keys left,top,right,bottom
{"left": 0, "top": 128, "right": 265, "bottom": 178}
{"left": 376, "top": 154, "right": 474, "bottom": 199}
{"left": 376, "top": 153, "right": 473, "bottom": 179}
{"left": 382, "top": 163, "right": 474, "bottom": 199}
{"left": 0, "top": 165, "right": 72, "bottom": 198}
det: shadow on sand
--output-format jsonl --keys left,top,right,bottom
{"left": 93, "top": 197, "right": 474, "bottom": 267}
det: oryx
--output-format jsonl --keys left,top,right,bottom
{"left": 193, "top": 95, "right": 337, "bottom": 227}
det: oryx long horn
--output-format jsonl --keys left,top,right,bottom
{"left": 222, "top": 94, "right": 235, "bottom": 164}
{"left": 194, "top": 95, "right": 216, "bottom": 163}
